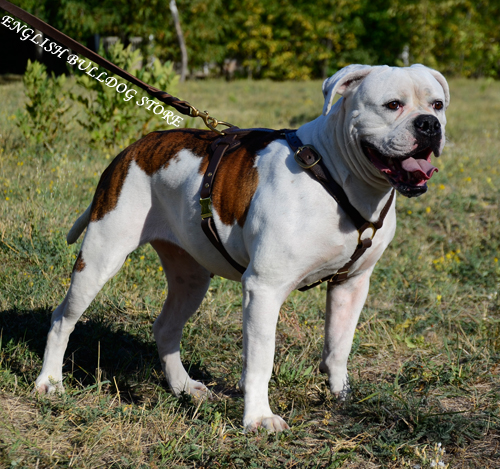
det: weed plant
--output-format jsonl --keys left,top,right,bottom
{"left": 0, "top": 78, "right": 499, "bottom": 468}
{"left": 15, "top": 42, "right": 179, "bottom": 155}
{"left": 15, "top": 60, "right": 70, "bottom": 146}
{"left": 71, "top": 41, "right": 179, "bottom": 149}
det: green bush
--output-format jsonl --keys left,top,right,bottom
{"left": 15, "top": 59, "right": 70, "bottom": 146}
{"left": 71, "top": 41, "right": 180, "bottom": 150}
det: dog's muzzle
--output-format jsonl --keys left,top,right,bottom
{"left": 362, "top": 115, "right": 443, "bottom": 198}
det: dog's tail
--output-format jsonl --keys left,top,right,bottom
{"left": 67, "top": 205, "right": 91, "bottom": 244}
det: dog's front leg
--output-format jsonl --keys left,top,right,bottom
{"left": 238, "top": 277, "right": 290, "bottom": 432}
{"left": 320, "top": 269, "right": 373, "bottom": 398}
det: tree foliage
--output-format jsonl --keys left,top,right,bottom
{"left": 9, "top": 0, "right": 500, "bottom": 79}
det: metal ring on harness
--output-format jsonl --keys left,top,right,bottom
{"left": 357, "top": 223, "right": 377, "bottom": 245}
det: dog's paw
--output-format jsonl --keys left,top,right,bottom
{"left": 34, "top": 376, "right": 64, "bottom": 395}
{"left": 330, "top": 378, "right": 351, "bottom": 402}
{"left": 244, "top": 414, "right": 290, "bottom": 433}
{"left": 172, "top": 379, "right": 211, "bottom": 400}
{"left": 321, "top": 363, "right": 351, "bottom": 400}
{"left": 333, "top": 386, "right": 351, "bottom": 402}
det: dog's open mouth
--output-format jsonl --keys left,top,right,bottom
{"left": 362, "top": 143, "right": 438, "bottom": 197}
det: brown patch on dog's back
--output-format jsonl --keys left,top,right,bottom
{"left": 72, "top": 251, "right": 86, "bottom": 273}
{"left": 90, "top": 130, "right": 216, "bottom": 222}
{"left": 89, "top": 128, "right": 282, "bottom": 226}
{"left": 133, "top": 130, "right": 214, "bottom": 175}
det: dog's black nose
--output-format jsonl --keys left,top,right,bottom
{"left": 414, "top": 114, "right": 441, "bottom": 137}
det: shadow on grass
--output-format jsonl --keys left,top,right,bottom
{"left": 0, "top": 307, "right": 217, "bottom": 403}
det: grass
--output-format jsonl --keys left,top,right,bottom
{"left": 0, "top": 75, "right": 499, "bottom": 468}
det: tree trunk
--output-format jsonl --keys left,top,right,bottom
{"left": 169, "top": 0, "right": 188, "bottom": 82}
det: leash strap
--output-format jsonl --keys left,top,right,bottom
{"left": 0, "top": 0, "right": 233, "bottom": 134}
{"left": 285, "top": 131, "right": 395, "bottom": 291}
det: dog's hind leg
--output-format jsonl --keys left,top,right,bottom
{"left": 35, "top": 210, "right": 147, "bottom": 394}
{"left": 150, "top": 240, "right": 212, "bottom": 398}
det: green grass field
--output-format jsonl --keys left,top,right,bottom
{"left": 0, "top": 76, "right": 499, "bottom": 468}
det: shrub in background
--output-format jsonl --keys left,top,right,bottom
{"left": 16, "top": 59, "right": 70, "bottom": 146}
{"left": 71, "top": 41, "right": 180, "bottom": 150}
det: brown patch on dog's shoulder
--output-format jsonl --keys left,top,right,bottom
{"left": 72, "top": 251, "right": 86, "bottom": 273}
{"left": 209, "top": 130, "right": 282, "bottom": 226}
{"left": 90, "top": 129, "right": 217, "bottom": 222}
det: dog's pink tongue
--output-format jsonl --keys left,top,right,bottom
{"left": 401, "top": 157, "right": 438, "bottom": 180}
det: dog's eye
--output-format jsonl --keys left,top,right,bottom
{"left": 386, "top": 101, "right": 401, "bottom": 110}
{"left": 433, "top": 100, "right": 444, "bottom": 110}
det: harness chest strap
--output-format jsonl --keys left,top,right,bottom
{"left": 286, "top": 131, "right": 395, "bottom": 290}
{"left": 200, "top": 129, "right": 395, "bottom": 291}
{"left": 200, "top": 127, "right": 286, "bottom": 275}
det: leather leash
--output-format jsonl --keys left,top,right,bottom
{"left": 0, "top": 0, "right": 233, "bottom": 134}
{"left": 202, "top": 130, "right": 395, "bottom": 291}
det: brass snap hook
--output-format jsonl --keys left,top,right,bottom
{"left": 188, "top": 105, "right": 234, "bottom": 135}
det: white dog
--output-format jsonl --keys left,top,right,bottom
{"left": 35, "top": 64, "right": 449, "bottom": 432}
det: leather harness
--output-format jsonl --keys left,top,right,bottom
{"left": 200, "top": 128, "right": 395, "bottom": 291}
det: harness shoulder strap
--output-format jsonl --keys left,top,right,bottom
{"left": 199, "top": 130, "right": 247, "bottom": 274}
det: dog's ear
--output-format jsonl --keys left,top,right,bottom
{"left": 322, "top": 64, "right": 373, "bottom": 115}
{"left": 410, "top": 64, "right": 450, "bottom": 108}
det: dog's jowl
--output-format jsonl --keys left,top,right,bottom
{"left": 35, "top": 64, "right": 449, "bottom": 432}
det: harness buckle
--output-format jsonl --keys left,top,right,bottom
{"left": 294, "top": 145, "right": 322, "bottom": 169}
{"left": 200, "top": 197, "right": 213, "bottom": 219}
{"left": 357, "top": 223, "right": 377, "bottom": 245}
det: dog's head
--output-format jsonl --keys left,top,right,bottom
{"left": 323, "top": 64, "right": 450, "bottom": 197}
